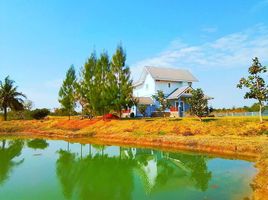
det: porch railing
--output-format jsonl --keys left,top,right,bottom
{"left": 122, "top": 109, "right": 131, "bottom": 113}
{"left": 170, "top": 106, "right": 178, "bottom": 112}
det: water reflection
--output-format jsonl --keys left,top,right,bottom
{"left": 0, "top": 139, "right": 24, "bottom": 185}
{"left": 57, "top": 148, "right": 135, "bottom": 200}
{"left": 0, "top": 139, "right": 255, "bottom": 200}
{"left": 27, "top": 139, "right": 49, "bottom": 150}
{"left": 56, "top": 144, "right": 212, "bottom": 199}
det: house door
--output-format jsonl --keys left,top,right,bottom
{"left": 175, "top": 102, "right": 179, "bottom": 110}
{"left": 179, "top": 101, "right": 184, "bottom": 117}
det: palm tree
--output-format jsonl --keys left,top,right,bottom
{"left": 0, "top": 76, "right": 26, "bottom": 121}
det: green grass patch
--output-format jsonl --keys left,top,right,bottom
{"left": 158, "top": 130, "right": 166, "bottom": 135}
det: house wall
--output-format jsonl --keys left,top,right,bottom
{"left": 133, "top": 69, "right": 194, "bottom": 118}
{"left": 133, "top": 73, "right": 156, "bottom": 97}
{"left": 155, "top": 81, "right": 188, "bottom": 96}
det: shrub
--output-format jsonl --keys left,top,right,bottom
{"left": 7, "top": 110, "right": 32, "bottom": 120}
{"left": 31, "top": 108, "right": 50, "bottom": 120}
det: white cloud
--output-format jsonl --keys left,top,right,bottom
{"left": 130, "top": 24, "right": 268, "bottom": 80}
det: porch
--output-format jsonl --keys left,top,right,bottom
{"left": 168, "top": 97, "right": 190, "bottom": 117}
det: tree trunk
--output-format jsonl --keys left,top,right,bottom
{"left": 119, "top": 107, "right": 122, "bottom": 119}
{"left": 196, "top": 115, "right": 202, "bottom": 122}
{"left": 259, "top": 103, "right": 263, "bottom": 123}
{"left": 3, "top": 107, "right": 7, "bottom": 121}
{"left": 2, "top": 140, "right": 6, "bottom": 149}
{"left": 80, "top": 144, "right": 83, "bottom": 159}
{"left": 89, "top": 144, "right": 91, "bottom": 156}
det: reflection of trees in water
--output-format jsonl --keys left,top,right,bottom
{"left": 163, "top": 153, "right": 212, "bottom": 191}
{"left": 0, "top": 139, "right": 24, "bottom": 185}
{"left": 27, "top": 139, "right": 49, "bottom": 150}
{"left": 56, "top": 150, "right": 76, "bottom": 199}
{"left": 56, "top": 148, "right": 134, "bottom": 200}
{"left": 56, "top": 144, "right": 212, "bottom": 199}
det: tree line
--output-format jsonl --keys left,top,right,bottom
{"left": 58, "top": 45, "right": 134, "bottom": 119}
{"left": 1, "top": 53, "right": 267, "bottom": 122}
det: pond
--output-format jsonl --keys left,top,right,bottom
{"left": 0, "top": 138, "right": 256, "bottom": 200}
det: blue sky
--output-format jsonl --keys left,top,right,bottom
{"left": 1, "top": 0, "right": 268, "bottom": 109}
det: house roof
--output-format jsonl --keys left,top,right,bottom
{"left": 167, "top": 86, "right": 191, "bottom": 100}
{"left": 133, "top": 66, "right": 198, "bottom": 87}
{"left": 146, "top": 66, "right": 198, "bottom": 82}
{"left": 136, "top": 97, "right": 154, "bottom": 105}
{"left": 167, "top": 86, "right": 213, "bottom": 100}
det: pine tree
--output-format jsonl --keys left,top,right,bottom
{"left": 110, "top": 45, "right": 133, "bottom": 118}
{"left": 59, "top": 65, "right": 77, "bottom": 120}
{"left": 81, "top": 52, "right": 97, "bottom": 117}
{"left": 94, "top": 52, "right": 110, "bottom": 115}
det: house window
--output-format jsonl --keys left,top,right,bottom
{"left": 168, "top": 83, "right": 171, "bottom": 88}
{"left": 185, "top": 89, "right": 191, "bottom": 94}
{"left": 146, "top": 84, "right": 149, "bottom": 90}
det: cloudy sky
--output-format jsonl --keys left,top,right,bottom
{"left": 1, "top": 0, "right": 268, "bottom": 108}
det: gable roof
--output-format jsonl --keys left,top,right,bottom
{"left": 133, "top": 66, "right": 198, "bottom": 87}
{"left": 167, "top": 86, "right": 192, "bottom": 100}
{"left": 135, "top": 97, "right": 154, "bottom": 105}
{"left": 145, "top": 66, "right": 198, "bottom": 82}
{"left": 167, "top": 86, "right": 213, "bottom": 100}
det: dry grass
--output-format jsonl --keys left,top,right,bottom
{"left": 0, "top": 116, "right": 267, "bottom": 199}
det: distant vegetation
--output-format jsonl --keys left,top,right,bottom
{"left": 214, "top": 103, "right": 268, "bottom": 113}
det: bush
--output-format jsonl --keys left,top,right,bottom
{"left": 31, "top": 109, "right": 50, "bottom": 120}
{"left": 7, "top": 110, "right": 32, "bottom": 120}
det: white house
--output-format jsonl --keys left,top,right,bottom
{"left": 132, "top": 66, "right": 200, "bottom": 117}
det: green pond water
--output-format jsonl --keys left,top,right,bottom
{"left": 0, "top": 138, "right": 256, "bottom": 200}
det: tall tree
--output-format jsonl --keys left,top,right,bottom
{"left": 80, "top": 52, "right": 97, "bottom": 117}
{"left": 237, "top": 57, "right": 268, "bottom": 123}
{"left": 110, "top": 45, "right": 133, "bottom": 118}
{"left": 59, "top": 65, "right": 77, "bottom": 120}
{"left": 93, "top": 52, "right": 110, "bottom": 115}
{"left": 186, "top": 88, "right": 208, "bottom": 121}
{"left": 0, "top": 76, "right": 26, "bottom": 121}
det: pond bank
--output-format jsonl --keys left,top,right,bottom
{"left": 0, "top": 117, "right": 267, "bottom": 199}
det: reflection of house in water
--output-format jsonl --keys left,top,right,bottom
{"left": 118, "top": 147, "right": 211, "bottom": 193}
{"left": 62, "top": 142, "right": 212, "bottom": 197}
